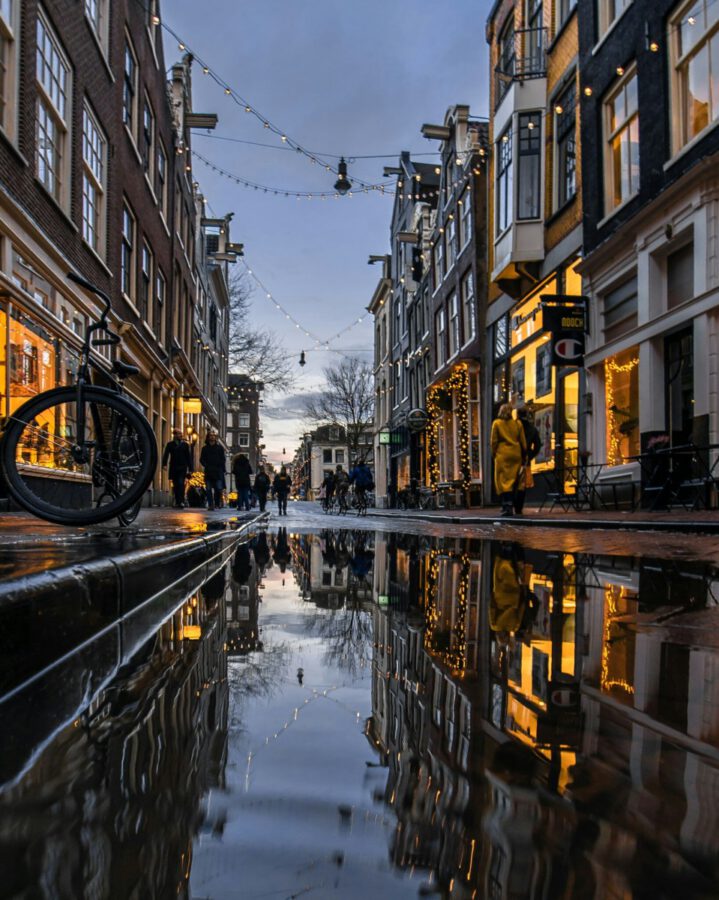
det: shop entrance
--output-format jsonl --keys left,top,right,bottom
{"left": 557, "top": 370, "right": 580, "bottom": 490}
{"left": 665, "top": 329, "right": 694, "bottom": 447}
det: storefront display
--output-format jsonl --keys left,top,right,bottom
{"left": 604, "top": 347, "right": 639, "bottom": 465}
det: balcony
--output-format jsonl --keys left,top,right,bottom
{"left": 494, "top": 28, "right": 547, "bottom": 112}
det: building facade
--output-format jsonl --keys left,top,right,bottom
{"left": 577, "top": 0, "right": 719, "bottom": 502}
{"left": 226, "top": 374, "right": 263, "bottom": 474}
{"left": 485, "top": 0, "right": 584, "bottom": 503}
{"left": 368, "top": 255, "right": 392, "bottom": 507}
{"left": 0, "top": 0, "right": 237, "bottom": 507}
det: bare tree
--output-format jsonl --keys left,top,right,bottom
{"left": 304, "top": 356, "right": 374, "bottom": 458}
{"left": 228, "top": 270, "right": 294, "bottom": 392}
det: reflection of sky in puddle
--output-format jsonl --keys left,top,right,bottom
{"left": 191, "top": 561, "right": 418, "bottom": 899}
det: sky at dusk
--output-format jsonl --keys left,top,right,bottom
{"left": 164, "top": 0, "right": 491, "bottom": 463}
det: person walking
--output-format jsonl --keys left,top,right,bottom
{"left": 490, "top": 403, "right": 527, "bottom": 517}
{"left": 514, "top": 406, "right": 542, "bottom": 515}
{"left": 200, "top": 432, "right": 226, "bottom": 511}
{"left": 253, "top": 464, "right": 271, "bottom": 512}
{"left": 232, "top": 452, "right": 253, "bottom": 511}
{"left": 273, "top": 466, "right": 292, "bottom": 516}
{"left": 162, "top": 428, "right": 194, "bottom": 508}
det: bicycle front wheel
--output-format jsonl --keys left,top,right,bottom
{"left": 1, "top": 386, "right": 157, "bottom": 525}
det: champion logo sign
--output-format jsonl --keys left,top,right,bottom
{"left": 553, "top": 337, "right": 584, "bottom": 361}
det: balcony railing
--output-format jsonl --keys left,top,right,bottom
{"left": 494, "top": 27, "right": 548, "bottom": 109}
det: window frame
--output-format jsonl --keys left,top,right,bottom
{"left": 448, "top": 291, "right": 460, "bottom": 359}
{"left": 603, "top": 65, "right": 640, "bottom": 214}
{"left": 496, "top": 126, "right": 514, "bottom": 235}
{"left": 597, "top": 0, "right": 632, "bottom": 41}
{"left": 121, "top": 202, "right": 136, "bottom": 301}
{"left": 554, "top": 79, "right": 577, "bottom": 210}
{"left": 35, "top": 10, "right": 72, "bottom": 208}
{"left": 141, "top": 95, "right": 155, "bottom": 181}
{"left": 517, "top": 111, "right": 542, "bottom": 220}
{"left": 435, "top": 307, "right": 447, "bottom": 370}
{"left": 458, "top": 190, "right": 472, "bottom": 249}
{"left": 140, "top": 241, "right": 153, "bottom": 322}
{"left": 461, "top": 270, "right": 476, "bottom": 347}
{"left": 0, "top": 0, "right": 19, "bottom": 142}
{"left": 81, "top": 102, "right": 107, "bottom": 256}
{"left": 122, "top": 37, "right": 139, "bottom": 138}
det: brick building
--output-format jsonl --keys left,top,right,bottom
{"left": 226, "top": 374, "right": 263, "bottom": 478}
{"left": 0, "top": 0, "right": 237, "bottom": 506}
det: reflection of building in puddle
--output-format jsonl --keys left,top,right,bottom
{"left": 1, "top": 568, "right": 230, "bottom": 898}
{"left": 368, "top": 536, "right": 719, "bottom": 897}
{"left": 288, "top": 531, "right": 375, "bottom": 611}
{"left": 226, "top": 543, "right": 263, "bottom": 656}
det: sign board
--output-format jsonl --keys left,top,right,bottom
{"left": 405, "top": 408, "right": 429, "bottom": 432}
{"left": 550, "top": 332, "right": 585, "bottom": 366}
{"left": 541, "top": 304, "right": 587, "bottom": 334}
{"left": 379, "top": 430, "right": 391, "bottom": 445}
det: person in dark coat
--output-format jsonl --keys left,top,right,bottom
{"left": 162, "top": 428, "right": 194, "bottom": 508}
{"left": 273, "top": 466, "right": 292, "bottom": 516}
{"left": 514, "top": 406, "right": 542, "bottom": 515}
{"left": 200, "top": 432, "right": 226, "bottom": 510}
{"left": 273, "top": 527, "right": 291, "bottom": 571}
{"left": 232, "top": 452, "right": 253, "bottom": 511}
{"left": 253, "top": 464, "right": 271, "bottom": 512}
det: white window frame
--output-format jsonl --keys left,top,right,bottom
{"left": 238, "top": 433, "right": 250, "bottom": 448}
{"left": 435, "top": 308, "right": 446, "bottom": 370}
{"left": 603, "top": 66, "right": 640, "bottom": 214}
{"left": 36, "top": 10, "right": 71, "bottom": 209}
{"left": 123, "top": 37, "right": 138, "bottom": 138}
{"left": 121, "top": 202, "right": 136, "bottom": 300}
{"left": 140, "top": 241, "right": 153, "bottom": 322}
{"left": 155, "top": 267, "right": 166, "bottom": 341}
{"left": 0, "top": 0, "right": 19, "bottom": 142}
{"left": 84, "top": 0, "right": 109, "bottom": 53}
{"left": 141, "top": 94, "right": 155, "bottom": 181}
{"left": 461, "top": 270, "right": 476, "bottom": 346}
{"left": 597, "top": 0, "right": 632, "bottom": 40}
{"left": 554, "top": 79, "right": 577, "bottom": 210}
{"left": 81, "top": 103, "right": 106, "bottom": 256}
{"left": 445, "top": 217, "right": 457, "bottom": 272}
{"left": 239, "top": 413, "right": 250, "bottom": 428}
{"left": 669, "top": 0, "right": 719, "bottom": 155}
{"left": 156, "top": 141, "right": 168, "bottom": 221}
{"left": 448, "top": 291, "right": 460, "bottom": 359}
{"left": 458, "top": 190, "right": 471, "bottom": 249}
{"left": 496, "top": 126, "right": 513, "bottom": 236}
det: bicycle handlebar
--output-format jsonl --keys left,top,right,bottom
{"left": 67, "top": 271, "right": 112, "bottom": 319}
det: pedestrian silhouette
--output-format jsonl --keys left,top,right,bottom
{"left": 297, "top": 667, "right": 304, "bottom": 685}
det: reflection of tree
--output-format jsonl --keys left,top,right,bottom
{"left": 304, "top": 601, "right": 373, "bottom": 677}
{"left": 228, "top": 641, "right": 292, "bottom": 733}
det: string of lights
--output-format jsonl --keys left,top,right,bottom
{"left": 240, "top": 259, "right": 370, "bottom": 352}
{"left": 195, "top": 133, "right": 444, "bottom": 161}
{"left": 192, "top": 149, "right": 395, "bottom": 200}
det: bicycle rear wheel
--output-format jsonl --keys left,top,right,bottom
{"left": 1, "top": 386, "right": 157, "bottom": 525}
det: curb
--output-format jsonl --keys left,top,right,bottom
{"left": 363, "top": 508, "right": 719, "bottom": 534}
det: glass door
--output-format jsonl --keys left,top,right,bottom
{"left": 557, "top": 370, "right": 580, "bottom": 492}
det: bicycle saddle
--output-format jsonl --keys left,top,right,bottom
{"left": 112, "top": 360, "right": 140, "bottom": 379}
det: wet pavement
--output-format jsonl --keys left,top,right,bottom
{"left": 1, "top": 504, "right": 719, "bottom": 897}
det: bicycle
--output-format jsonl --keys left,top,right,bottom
{"left": 0, "top": 271, "right": 157, "bottom": 526}
{"left": 322, "top": 493, "right": 336, "bottom": 514}
{"left": 335, "top": 488, "right": 350, "bottom": 515}
{"left": 353, "top": 487, "right": 369, "bottom": 516}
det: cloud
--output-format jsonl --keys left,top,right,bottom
{"left": 262, "top": 391, "right": 323, "bottom": 420}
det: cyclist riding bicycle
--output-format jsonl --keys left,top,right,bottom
{"left": 334, "top": 464, "right": 350, "bottom": 510}
{"left": 349, "top": 459, "right": 374, "bottom": 508}
{"left": 321, "top": 470, "right": 336, "bottom": 510}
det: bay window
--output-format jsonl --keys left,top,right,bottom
{"left": 517, "top": 112, "right": 541, "bottom": 219}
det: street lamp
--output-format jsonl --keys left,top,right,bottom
{"left": 334, "top": 157, "right": 352, "bottom": 195}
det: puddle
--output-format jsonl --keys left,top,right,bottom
{"left": 1, "top": 525, "right": 718, "bottom": 897}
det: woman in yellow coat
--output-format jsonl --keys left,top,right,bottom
{"left": 490, "top": 403, "right": 527, "bottom": 517}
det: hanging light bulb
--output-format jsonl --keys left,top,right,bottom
{"left": 334, "top": 157, "right": 352, "bottom": 195}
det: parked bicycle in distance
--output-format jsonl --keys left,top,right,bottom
{"left": 0, "top": 271, "right": 157, "bottom": 526}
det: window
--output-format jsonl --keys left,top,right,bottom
{"left": 602, "top": 276, "right": 638, "bottom": 341}
{"left": 670, "top": 0, "right": 719, "bottom": 152}
{"left": 598, "top": 0, "right": 631, "bottom": 38}
{"left": 239, "top": 413, "right": 250, "bottom": 427}
{"left": 146, "top": 0, "right": 160, "bottom": 50}
{"left": 432, "top": 238, "right": 444, "bottom": 290}
{"left": 335, "top": 449, "right": 344, "bottom": 464}
{"left": 445, "top": 217, "right": 457, "bottom": 271}
{"left": 323, "top": 448, "right": 332, "bottom": 463}
{"left": 667, "top": 242, "right": 694, "bottom": 308}
{"left": 330, "top": 426, "right": 339, "bottom": 440}
{"left": 238, "top": 433, "right": 250, "bottom": 448}
{"left": 554, "top": 79, "right": 576, "bottom": 208}
{"left": 154, "top": 268, "right": 166, "bottom": 340}
{"left": 458, "top": 191, "right": 472, "bottom": 248}
{"left": 448, "top": 293, "right": 460, "bottom": 358}
{"left": 525, "top": 0, "right": 544, "bottom": 73}
{"left": 496, "top": 128, "right": 513, "bottom": 234}
{"left": 496, "top": 16, "right": 515, "bottom": 106}
{"left": 518, "top": 112, "right": 541, "bottom": 219}
{"left": 81, "top": 104, "right": 106, "bottom": 254}
{"left": 140, "top": 243, "right": 152, "bottom": 320}
{"left": 557, "top": 0, "right": 577, "bottom": 29}
{"left": 84, "top": 0, "right": 108, "bottom": 50}
{"left": 605, "top": 346, "right": 639, "bottom": 464}
{"left": 156, "top": 143, "right": 168, "bottom": 219}
{"left": 121, "top": 203, "right": 136, "bottom": 299}
{"left": 604, "top": 68, "right": 639, "bottom": 212}
{"left": 0, "top": 0, "right": 18, "bottom": 140}
{"left": 36, "top": 13, "right": 71, "bottom": 206}
{"left": 123, "top": 40, "right": 138, "bottom": 133}
{"left": 461, "top": 271, "right": 475, "bottom": 344}
{"left": 141, "top": 98, "right": 154, "bottom": 177}
{"left": 435, "top": 308, "right": 446, "bottom": 369}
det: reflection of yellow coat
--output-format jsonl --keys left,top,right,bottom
{"left": 491, "top": 418, "right": 527, "bottom": 494}
{"left": 490, "top": 557, "right": 524, "bottom": 632}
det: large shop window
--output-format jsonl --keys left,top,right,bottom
{"left": 604, "top": 68, "right": 640, "bottom": 212}
{"left": 518, "top": 112, "right": 541, "bottom": 219}
{"left": 605, "top": 346, "right": 639, "bottom": 465}
{"left": 670, "top": 0, "right": 719, "bottom": 153}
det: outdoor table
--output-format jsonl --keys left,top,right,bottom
{"left": 540, "top": 462, "right": 615, "bottom": 512}
{"left": 625, "top": 443, "right": 719, "bottom": 510}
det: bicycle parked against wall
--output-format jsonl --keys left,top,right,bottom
{"left": 0, "top": 272, "right": 157, "bottom": 526}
